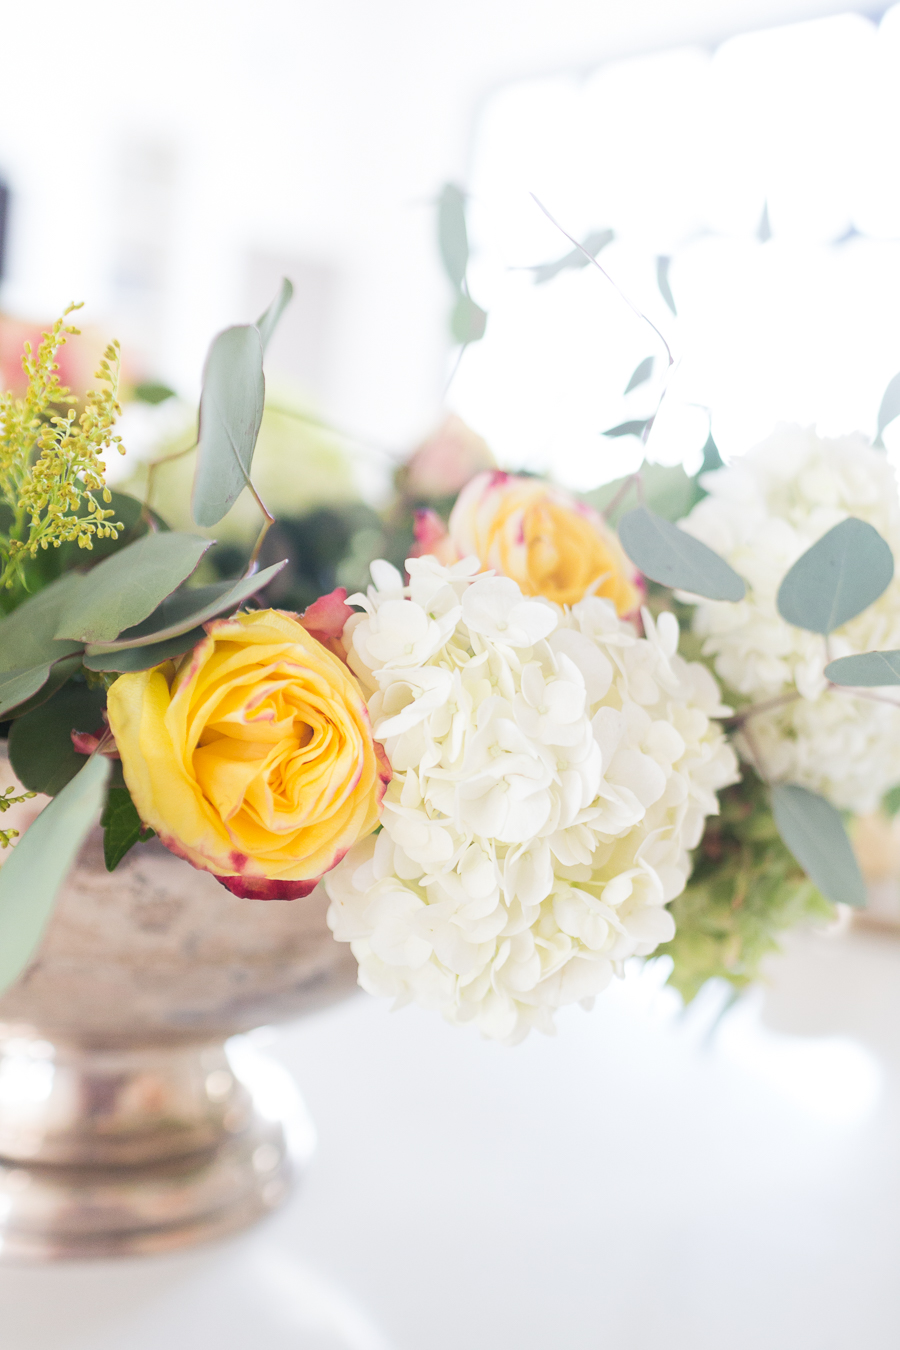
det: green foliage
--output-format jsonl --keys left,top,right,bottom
{"left": 83, "top": 559, "right": 287, "bottom": 660}
{"left": 8, "top": 681, "right": 106, "bottom": 796}
{"left": 438, "top": 184, "right": 469, "bottom": 288}
{"left": 451, "top": 295, "right": 487, "bottom": 344}
{"left": 875, "top": 371, "right": 900, "bottom": 448}
{"left": 656, "top": 255, "right": 677, "bottom": 315}
{"left": 0, "top": 307, "right": 126, "bottom": 596}
{"left": 776, "top": 517, "right": 894, "bottom": 635}
{"left": 660, "top": 777, "right": 834, "bottom": 1003}
{"left": 527, "top": 228, "right": 614, "bottom": 284}
{"left": 825, "top": 649, "right": 900, "bottom": 686}
{"left": 209, "top": 503, "right": 387, "bottom": 614}
{"left": 0, "top": 572, "right": 85, "bottom": 717}
{"left": 101, "top": 784, "right": 154, "bottom": 871}
{"left": 586, "top": 462, "right": 700, "bottom": 526}
{"left": 133, "top": 381, "right": 176, "bottom": 405}
{"left": 883, "top": 783, "right": 900, "bottom": 818}
{"left": 618, "top": 505, "right": 746, "bottom": 601}
{"left": 256, "top": 277, "right": 294, "bottom": 353}
{"left": 601, "top": 419, "right": 651, "bottom": 440}
{"left": 437, "top": 183, "right": 487, "bottom": 348}
{"left": 0, "top": 754, "right": 110, "bottom": 994}
{"left": 624, "top": 356, "right": 654, "bottom": 394}
{"left": 192, "top": 325, "right": 266, "bottom": 528}
{"left": 770, "top": 782, "right": 866, "bottom": 907}
{"left": 55, "top": 531, "right": 212, "bottom": 644}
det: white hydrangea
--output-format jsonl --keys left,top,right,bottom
{"left": 681, "top": 426, "right": 900, "bottom": 814}
{"left": 324, "top": 555, "right": 737, "bottom": 1043}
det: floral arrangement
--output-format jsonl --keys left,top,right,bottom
{"left": 3, "top": 232, "right": 900, "bottom": 1042}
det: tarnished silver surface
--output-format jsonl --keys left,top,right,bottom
{"left": 0, "top": 759, "right": 357, "bottom": 1258}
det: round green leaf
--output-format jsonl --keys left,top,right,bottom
{"left": 451, "top": 294, "right": 487, "bottom": 345}
{"left": 9, "top": 683, "right": 108, "bottom": 796}
{"left": 54, "top": 532, "right": 211, "bottom": 645}
{"left": 438, "top": 183, "right": 468, "bottom": 289}
{"left": 192, "top": 325, "right": 265, "bottom": 529}
{"left": 624, "top": 357, "right": 654, "bottom": 395}
{"left": 876, "top": 372, "right": 900, "bottom": 447}
{"left": 825, "top": 649, "right": 900, "bottom": 686}
{"left": 776, "top": 517, "right": 894, "bottom": 636}
{"left": 0, "top": 572, "right": 85, "bottom": 672}
{"left": 618, "top": 506, "right": 746, "bottom": 601}
{"left": 770, "top": 783, "right": 866, "bottom": 908}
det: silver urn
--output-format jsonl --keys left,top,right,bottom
{"left": 0, "top": 761, "right": 357, "bottom": 1259}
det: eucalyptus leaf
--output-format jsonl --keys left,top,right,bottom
{"left": 770, "top": 783, "right": 866, "bottom": 907}
{"left": 134, "top": 382, "right": 176, "bottom": 405}
{"left": 699, "top": 432, "right": 724, "bottom": 476}
{"left": 0, "top": 654, "right": 83, "bottom": 720}
{"left": 83, "top": 627, "right": 206, "bottom": 673}
{"left": 0, "top": 666, "right": 56, "bottom": 719}
{"left": 619, "top": 506, "right": 746, "bottom": 601}
{"left": 438, "top": 183, "right": 469, "bottom": 289}
{"left": 83, "top": 559, "right": 287, "bottom": 654}
{"left": 875, "top": 372, "right": 900, "bottom": 447}
{"left": 0, "top": 754, "right": 110, "bottom": 994}
{"left": 9, "top": 683, "right": 108, "bottom": 796}
{"left": 656, "top": 256, "right": 677, "bottom": 315}
{"left": 55, "top": 532, "right": 211, "bottom": 645}
{"left": 776, "top": 518, "right": 894, "bottom": 636}
{"left": 256, "top": 277, "right": 294, "bottom": 353}
{"left": 585, "top": 463, "right": 697, "bottom": 526}
{"left": 192, "top": 325, "right": 265, "bottom": 528}
{"left": 601, "top": 419, "right": 652, "bottom": 440}
{"left": 529, "top": 228, "right": 615, "bottom": 284}
{"left": 625, "top": 357, "right": 654, "bottom": 395}
{"left": 0, "top": 572, "right": 84, "bottom": 673}
{"left": 451, "top": 294, "right": 487, "bottom": 345}
{"left": 101, "top": 785, "right": 154, "bottom": 872}
{"left": 824, "top": 650, "right": 900, "bottom": 686}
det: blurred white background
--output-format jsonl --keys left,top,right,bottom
{"left": 1, "top": 0, "right": 895, "bottom": 497}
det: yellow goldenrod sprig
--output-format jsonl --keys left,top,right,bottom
{"left": 0, "top": 785, "right": 37, "bottom": 850}
{"left": 0, "top": 303, "right": 126, "bottom": 593}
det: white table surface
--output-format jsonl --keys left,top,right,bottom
{"left": 1, "top": 923, "right": 899, "bottom": 1350}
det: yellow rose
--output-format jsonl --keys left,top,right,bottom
{"left": 107, "top": 608, "right": 389, "bottom": 899}
{"left": 446, "top": 471, "right": 642, "bottom": 612}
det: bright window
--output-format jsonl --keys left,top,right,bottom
{"left": 450, "top": 8, "right": 900, "bottom": 490}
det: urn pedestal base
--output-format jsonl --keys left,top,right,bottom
{"left": 0, "top": 767, "right": 358, "bottom": 1261}
{"left": 0, "top": 1029, "right": 314, "bottom": 1260}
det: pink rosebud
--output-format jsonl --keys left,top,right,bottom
{"left": 410, "top": 508, "right": 461, "bottom": 565}
{"left": 299, "top": 586, "right": 355, "bottom": 659}
{"left": 404, "top": 415, "right": 495, "bottom": 499}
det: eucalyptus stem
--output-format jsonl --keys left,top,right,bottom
{"left": 144, "top": 440, "right": 198, "bottom": 514}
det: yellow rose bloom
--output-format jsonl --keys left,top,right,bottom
{"left": 446, "top": 471, "right": 642, "bottom": 613}
{"left": 107, "top": 608, "right": 389, "bottom": 900}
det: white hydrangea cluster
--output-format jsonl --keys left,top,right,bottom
{"left": 681, "top": 426, "right": 900, "bottom": 814}
{"left": 324, "top": 556, "right": 737, "bottom": 1042}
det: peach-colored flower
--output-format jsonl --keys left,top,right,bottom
{"left": 107, "top": 608, "right": 389, "bottom": 900}
{"left": 431, "top": 471, "right": 642, "bottom": 613}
